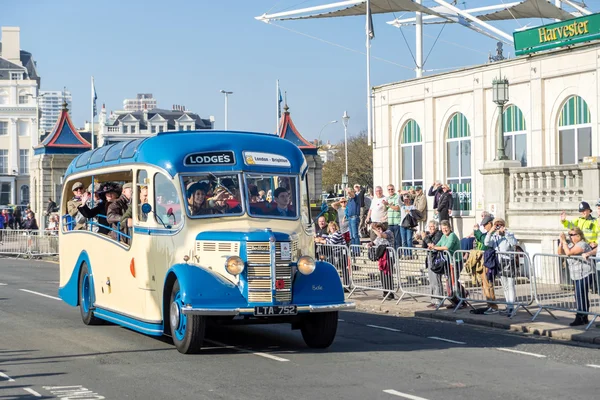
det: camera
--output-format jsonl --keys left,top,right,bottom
{"left": 495, "top": 225, "right": 501, "bottom": 230}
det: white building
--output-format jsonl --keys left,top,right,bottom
{"left": 317, "top": 143, "right": 339, "bottom": 164}
{"left": 39, "top": 90, "right": 72, "bottom": 133}
{"left": 123, "top": 93, "right": 157, "bottom": 112}
{"left": 0, "top": 26, "right": 40, "bottom": 206}
{"left": 373, "top": 35, "right": 600, "bottom": 256}
{"left": 98, "top": 105, "right": 215, "bottom": 146}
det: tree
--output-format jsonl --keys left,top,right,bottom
{"left": 322, "top": 130, "right": 372, "bottom": 192}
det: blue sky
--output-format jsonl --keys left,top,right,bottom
{"left": 2, "top": 0, "right": 598, "bottom": 144}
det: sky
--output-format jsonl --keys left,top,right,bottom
{"left": 2, "top": 0, "right": 598, "bottom": 144}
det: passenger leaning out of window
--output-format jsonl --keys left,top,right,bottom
{"left": 67, "top": 182, "right": 87, "bottom": 230}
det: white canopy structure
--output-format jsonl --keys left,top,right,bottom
{"left": 256, "top": 0, "right": 593, "bottom": 144}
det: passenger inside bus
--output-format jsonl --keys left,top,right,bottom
{"left": 107, "top": 182, "right": 132, "bottom": 243}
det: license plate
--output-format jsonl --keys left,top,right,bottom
{"left": 254, "top": 305, "right": 297, "bottom": 316}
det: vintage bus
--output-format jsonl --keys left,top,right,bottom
{"left": 58, "top": 130, "right": 354, "bottom": 353}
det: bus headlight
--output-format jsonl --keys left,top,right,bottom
{"left": 225, "top": 256, "right": 245, "bottom": 275}
{"left": 297, "top": 256, "right": 316, "bottom": 275}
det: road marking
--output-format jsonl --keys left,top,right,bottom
{"left": 367, "top": 324, "right": 401, "bottom": 332}
{"left": 428, "top": 336, "right": 466, "bottom": 345}
{"left": 496, "top": 348, "right": 546, "bottom": 358}
{"left": 338, "top": 319, "right": 345, "bottom": 322}
{"left": 586, "top": 364, "right": 600, "bottom": 369}
{"left": 383, "top": 389, "right": 430, "bottom": 400}
{"left": 23, "top": 388, "right": 42, "bottom": 397}
{"left": 0, "top": 372, "right": 15, "bottom": 382}
{"left": 0, "top": 283, "right": 7, "bottom": 286}
{"left": 204, "top": 339, "right": 290, "bottom": 362}
{"left": 19, "top": 289, "right": 60, "bottom": 301}
{"left": 43, "top": 385, "right": 105, "bottom": 399}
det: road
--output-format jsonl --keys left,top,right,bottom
{"left": 0, "top": 257, "right": 599, "bottom": 400}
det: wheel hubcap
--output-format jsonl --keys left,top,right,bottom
{"left": 171, "top": 291, "right": 186, "bottom": 341}
{"left": 170, "top": 301, "right": 180, "bottom": 329}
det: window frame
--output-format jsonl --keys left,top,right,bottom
{"left": 0, "top": 149, "right": 8, "bottom": 174}
{"left": 446, "top": 113, "right": 472, "bottom": 217}
{"left": 179, "top": 172, "right": 246, "bottom": 220}
{"left": 244, "top": 173, "right": 300, "bottom": 221}
{"left": 502, "top": 105, "right": 527, "bottom": 167}
{"left": 559, "top": 123, "right": 592, "bottom": 165}
{"left": 19, "top": 149, "right": 29, "bottom": 174}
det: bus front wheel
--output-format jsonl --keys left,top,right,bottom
{"left": 169, "top": 280, "right": 205, "bottom": 354}
{"left": 300, "top": 311, "right": 338, "bottom": 349}
{"left": 79, "top": 262, "right": 100, "bottom": 325}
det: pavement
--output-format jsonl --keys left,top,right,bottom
{"left": 349, "top": 291, "right": 600, "bottom": 345}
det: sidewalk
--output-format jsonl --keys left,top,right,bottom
{"left": 347, "top": 291, "right": 600, "bottom": 345}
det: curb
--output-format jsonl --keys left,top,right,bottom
{"left": 353, "top": 302, "right": 600, "bottom": 345}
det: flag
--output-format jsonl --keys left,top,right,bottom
{"left": 367, "top": 5, "right": 375, "bottom": 40}
{"left": 92, "top": 78, "right": 98, "bottom": 117}
{"left": 278, "top": 87, "right": 283, "bottom": 118}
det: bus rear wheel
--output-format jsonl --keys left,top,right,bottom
{"left": 79, "top": 262, "right": 100, "bottom": 325}
{"left": 300, "top": 311, "right": 338, "bottom": 349}
{"left": 169, "top": 280, "right": 205, "bottom": 354}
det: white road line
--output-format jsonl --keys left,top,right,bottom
{"left": 366, "top": 324, "right": 401, "bottom": 332}
{"left": 338, "top": 319, "right": 345, "bottom": 322}
{"left": 383, "top": 389, "right": 431, "bottom": 400}
{"left": 586, "top": 364, "right": 600, "bottom": 369}
{"left": 0, "top": 283, "right": 7, "bottom": 286}
{"left": 23, "top": 388, "right": 42, "bottom": 397}
{"left": 496, "top": 348, "right": 546, "bottom": 358}
{"left": 204, "top": 339, "right": 290, "bottom": 362}
{"left": 428, "top": 336, "right": 466, "bottom": 345}
{"left": 19, "top": 289, "right": 60, "bottom": 301}
{"left": 0, "top": 372, "right": 15, "bottom": 382}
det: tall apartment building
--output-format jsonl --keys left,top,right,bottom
{"left": 0, "top": 26, "right": 40, "bottom": 206}
{"left": 123, "top": 93, "right": 157, "bottom": 112}
{"left": 39, "top": 90, "right": 72, "bottom": 132}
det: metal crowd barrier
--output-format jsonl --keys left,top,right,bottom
{"left": 0, "top": 229, "right": 59, "bottom": 258}
{"left": 316, "top": 243, "right": 352, "bottom": 289}
{"left": 531, "top": 253, "right": 600, "bottom": 330}
{"left": 452, "top": 250, "right": 534, "bottom": 318}
{"left": 394, "top": 247, "right": 453, "bottom": 310}
{"left": 347, "top": 244, "right": 398, "bottom": 303}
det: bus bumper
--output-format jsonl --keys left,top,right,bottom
{"left": 181, "top": 302, "right": 355, "bottom": 316}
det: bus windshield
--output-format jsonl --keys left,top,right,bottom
{"left": 182, "top": 173, "right": 244, "bottom": 217}
{"left": 246, "top": 174, "right": 298, "bottom": 219}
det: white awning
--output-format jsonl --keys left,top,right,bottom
{"left": 279, "top": 0, "right": 446, "bottom": 21}
{"left": 479, "top": 0, "right": 575, "bottom": 21}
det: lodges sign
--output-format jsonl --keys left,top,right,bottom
{"left": 514, "top": 12, "right": 600, "bottom": 56}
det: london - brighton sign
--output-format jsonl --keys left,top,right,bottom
{"left": 514, "top": 12, "right": 600, "bottom": 56}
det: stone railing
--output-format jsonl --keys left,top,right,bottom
{"left": 508, "top": 161, "right": 600, "bottom": 211}
{"left": 106, "top": 126, "right": 121, "bottom": 133}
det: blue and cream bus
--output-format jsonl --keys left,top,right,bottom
{"left": 58, "top": 130, "right": 354, "bottom": 353}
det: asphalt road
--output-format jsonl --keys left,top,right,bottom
{"left": 0, "top": 257, "right": 599, "bottom": 400}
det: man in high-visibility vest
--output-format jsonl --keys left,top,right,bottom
{"left": 560, "top": 201, "right": 598, "bottom": 247}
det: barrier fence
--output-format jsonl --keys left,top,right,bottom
{"left": 0, "top": 229, "right": 58, "bottom": 258}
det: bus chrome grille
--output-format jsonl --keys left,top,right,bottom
{"left": 246, "top": 241, "right": 297, "bottom": 304}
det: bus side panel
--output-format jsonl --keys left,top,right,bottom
{"left": 166, "top": 264, "right": 246, "bottom": 308}
{"left": 292, "top": 261, "right": 345, "bottom": 305}
{"left": 58, "top": 250, "right": 93, "bottom": 307}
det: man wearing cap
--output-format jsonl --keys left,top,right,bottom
{"left": 468, "top": 214, "right": 498, "bottom": 314}
{"left": 107, "top": 182, "right": 133, "bottom": 241}
{"left": 67, "top": 182, "right": 87, "bottom": 230}
{"left": 560, "top": 201, "right": 598, "bottom": 246}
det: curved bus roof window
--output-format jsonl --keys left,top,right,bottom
{"left": 75, "top": 150, "right": 93, "bottom": 168}
{"left": 104, "top": 141, "right": 129, "bottom": 162}
{"left": 121, "top": 139, "right": 145, "bottom": 159}
{"left": 90, "top": 145, "right": 113, "bottom": 164}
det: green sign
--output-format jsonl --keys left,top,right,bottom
{"left": 514, "top": 12, "right": 600, "bottom": 56}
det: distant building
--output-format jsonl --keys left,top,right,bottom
{"left": 317, "top": 142, "right": 339, "bottom": 164}
{"left": 39, "top": 90, "right": 72, "bottom": 133}
{"left": 98, "top": 105, "right": 215, "bottom": 146}
{"left": 0, "top": 26, "right": 40, "bottom": 206}
{"left": 123, "top": 93, "right": 157, "bottom": 112}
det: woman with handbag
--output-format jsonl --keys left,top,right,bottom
{"left": 368, "top": 222, "right": 395, "bottom": 300}
{"left": 484, "top": 218, "right": 518, "bottom": 316}
{"left": 421, "top": 220, "right": 444, "bottom": 307}
{"left": 428, "top": 220, "right": 464, "bottom": 308}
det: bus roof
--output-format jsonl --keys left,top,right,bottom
{"left": 65, "top": 130, "right": 308, "bottom": 177}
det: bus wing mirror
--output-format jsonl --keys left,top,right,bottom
{"left": 141, "top": 203, "right": 152, "bottom": 214}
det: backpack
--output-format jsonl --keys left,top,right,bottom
{"left": 368, "top": 244, "right": 387, "bottom": 262}
{"left": 429, "top": 251, "right": 447, "bottom": 274}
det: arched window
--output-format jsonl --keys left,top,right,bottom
{"left": 0, "top": 90, "right": 8, "bottom": 105}
{"left": 446, "top": 113, "right": 472, "bottom": 216}
{"left": 503, "top": 105, "right": 527, "bottom": 166}
{"left": 559, "top": 95, "right": 591, "bottom": 164}
{"left": 20, "top": 185, "right": 30, "bottom": 205}
{"left": 400, "top": 119, "right": 422, "bottom": 189}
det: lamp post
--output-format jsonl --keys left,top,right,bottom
{"left": 492, "top": 77, "right": 509, "bottom": 161}
{"left": 342, "top": 111, "right": 350, "bottom": 188}
{"left": 220, "top": 90, "right": 233, "bottom": 130}
{"left": 317, "top": 120, "right": 338, "bottom": 146}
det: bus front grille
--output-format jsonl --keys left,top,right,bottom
{"left": 246, "top": 241, "right": 296, "bottom": 304}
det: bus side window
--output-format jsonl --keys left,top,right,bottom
{"left": 154, "top": 173, "right": 182, "bottom": 227}
{"left": 136, "top": 170, "right": 149, "bottom": 222}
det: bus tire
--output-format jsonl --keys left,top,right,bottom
{"left": 79, "top": 262, "right": 100, "bottom": 325}
{"left": 169, "top": 280, "right": 205, "bottom": 354}
{"left": 300, "top": 311, "right": 338, "bottom": 349}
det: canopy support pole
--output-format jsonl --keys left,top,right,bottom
{"left": 416, "top": 0, "right": 423, "bottom": 78}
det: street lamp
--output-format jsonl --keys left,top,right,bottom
{"left": 317, "top": 120, "right": 338, "bottom": 146}
{"left": 220, "top": 89, "right": 233, "bottom": 130}
{"left": 342, "top": 111, "right": 350, "bottom": 188}
{"left": 492, "top": 77, "right": 509, "bottom": 161}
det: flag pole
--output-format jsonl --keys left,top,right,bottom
{"left": 276, "top": 79, "right": 280, "bottom": 134}
{"left": 91, "top": 76, "right": 95, "bottom": 150}
{"left": 366, "top": 0, "right": 373, "bottom": 146}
